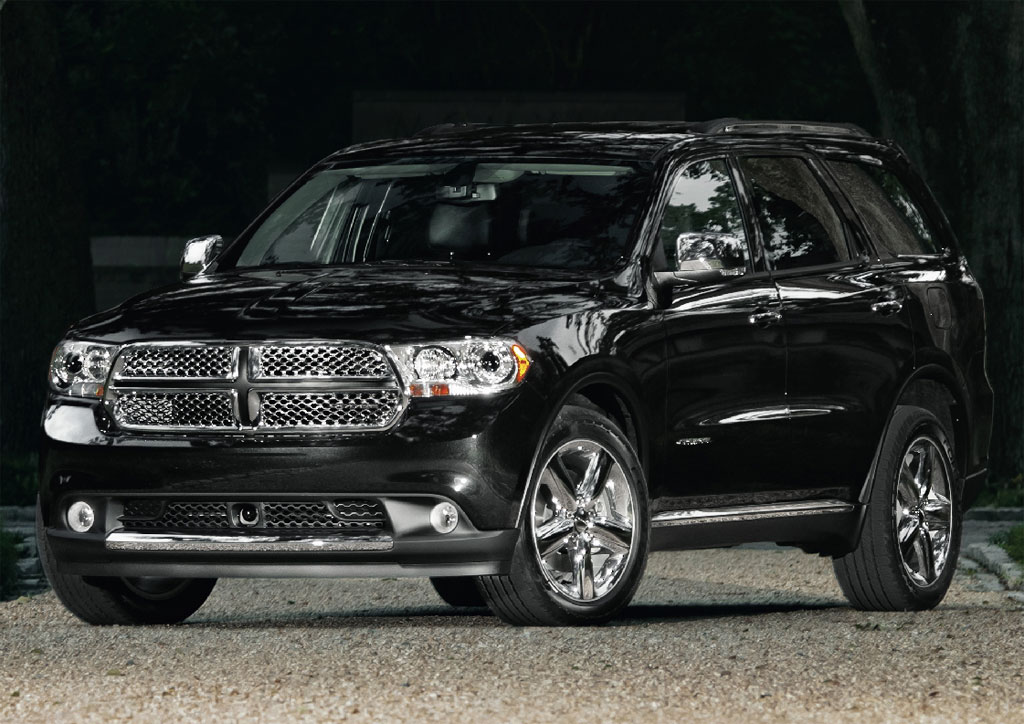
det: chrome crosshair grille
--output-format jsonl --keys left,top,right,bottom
{"left": 113, "top": 391, "right": 237, "bottom": 430}
{"left": 251, "top": 345, "right": 391, "bottom": 379}
{"left": 106, "top": 342, "right": 403, "bottom": 433}
{"left": 259, "top": 391, "right": 402, "bottom": 429}
{"left": 116, "top": 344, "right": 238, "bottom": 380}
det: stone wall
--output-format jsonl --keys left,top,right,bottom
{"left": 0, "top": 506, "right": 45, "bottom": 597}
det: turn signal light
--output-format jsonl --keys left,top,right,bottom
{"left": 511, "top": 343, "right": 530, "bottom": 383}
{"left": 409, "top": 383, "right": 451, "bottom": 397}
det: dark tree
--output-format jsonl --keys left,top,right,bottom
{"left": 0, "top": 1, "right": 95, "bottom": 460}
{"left": 60, "top": 2, "right": 271, "bottom": 235}
{"left": 842, "top": 0, "right": 1024, "bottom": 484}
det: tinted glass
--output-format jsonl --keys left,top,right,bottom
{"left": 233, "top": 162, "right": 651, "bottom": 271}
{"left": 739, "top": 157, "right": 850, "bottom": 270}
{"left": 656, "top": 160, "right": 748, "bottom": 273}
{"left": 828, "top": 160, "right": 940, "bottom": 256}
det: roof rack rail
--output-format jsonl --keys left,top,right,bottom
{"left": 413, "top": 122, "right": 489, "bottom": 137}
{"left": 701, "top": 118, "right": 870, "bottom": 138}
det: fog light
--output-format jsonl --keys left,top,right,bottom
{"left": 67, "top": 501, "right": 95, "bottom": 533}
{"left": 429, "top": 502, "right": 459, "bottom": 534}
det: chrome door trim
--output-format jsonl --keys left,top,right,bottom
{"left": 702, "top": 405, "right": 843, "bottom": 425}
{"left": 710, "top": 406, "right": 790, "bottom": 424}
{"left": 105, "top": 531, "right": 394, "bottom": 552}
{"left": 651, "top": 499, "right": 855, "bottom": 528}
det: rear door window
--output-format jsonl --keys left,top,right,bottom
{"left": 738, "top": 156, "right": 851, "bottom": 271}
{"left": 827, "top": 160, "right": 941, "bottom": 256}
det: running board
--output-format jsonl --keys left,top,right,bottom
{"left": 651, "top": 499, "right": 855, "bottom": 527}
{"left": 650, "top": 499, "right": 859, "bottom": 555}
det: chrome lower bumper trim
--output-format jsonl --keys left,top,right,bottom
{"left": 105, "top": 531, "right": 394, "bottom": 552}
{"left": 651, "top": 499, "right": 855, "bottom": 528}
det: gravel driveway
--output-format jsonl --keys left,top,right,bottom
{"left": 2, "top": 547, "right": 1022, "bottom": 723}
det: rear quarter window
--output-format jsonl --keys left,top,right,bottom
{"left": 828, "top": 159, "right": 942, "bottom": 256}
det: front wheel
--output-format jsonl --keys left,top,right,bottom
{"left": 833, "top": 405, "right": 961, "bottom": 611}
{"left": 37, "top": 503, "right": 216, "bottom": 625}
{"left": 479, "top": 404, "right": 649, "bottom": 625}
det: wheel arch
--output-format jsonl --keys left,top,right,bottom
{"left": 513, "top": 360, "right": 653, "bottom": 528}
{"left": 859, "top": 362, "right": 970, "bottom": 506}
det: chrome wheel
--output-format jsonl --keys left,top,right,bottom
{"left": 895, "top": 435, "right": 954, "bottom": 586}
{"left": 530, "top": 439, "right": 638, "bottom": 603}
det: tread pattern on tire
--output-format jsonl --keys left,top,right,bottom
{"left": 478, "top": 574, "right": 546, "bottom": 626}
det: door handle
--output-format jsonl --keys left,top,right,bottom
{"left": 871, "top": 299, "right": 903, "bottom": 316}
{"left": 748, "top": 309, "right": 782, "bottom": 327}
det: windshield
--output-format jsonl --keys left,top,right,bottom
{"left": 232, "top": 161, "right": 651, "bottom": 271}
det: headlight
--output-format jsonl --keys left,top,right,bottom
{"left": 49, "top": 340, "right": 118, "bottom": 398}
{"left": 387, "top": 338, "right": 530, "bottom": 397}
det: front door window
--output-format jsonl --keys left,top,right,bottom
{"left": 657, "top": 160, "right": 749, "bottom": 274}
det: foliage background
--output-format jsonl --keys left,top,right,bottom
{"left": 1, "top": 1, "right": 1021, "bottom": 505}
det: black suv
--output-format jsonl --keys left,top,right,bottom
{"left": 39, "top": 120, "right": 992, "bottom": 626}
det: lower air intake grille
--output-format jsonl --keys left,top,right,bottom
{"left": 122, "top": 501, "right": 231, "bottom": 530}
{"left": 258, "top": 390, "right": 401, "bottom": 430}
{"left": 120, "top": 499, "right": 387, "bottom": 532}
{"left": 113, "top": 391, "right": 236, "bottom": 430}
{"left": 262, "top": 501, "right": 386, "bottom": 530}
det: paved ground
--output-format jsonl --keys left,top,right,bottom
{"left": 2, "top": 546, "right": 1022, "bottom": 724}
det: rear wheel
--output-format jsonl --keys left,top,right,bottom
{"left": 429, "top": 577, "right": 487, "bottom": 608}
{"left": 37, "top": 503, "right": 216, "bottom": 625}
{"left": 479, "top": 404, "right": 649, "bottom": 625}
{"left": 833, "top": 405, "right": 961, "bottom": 611}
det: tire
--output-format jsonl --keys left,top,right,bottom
{"left": 430, "top": 577, "right": 487, "bottom": 608}
{"left": 833, "top": 405, "right": 962, "bottom": 611}
{"left": 479, "top": 404, "right": 649, "bottom": 626}
{"left": 37, "top": 502, "right": 216, "bottom": 625}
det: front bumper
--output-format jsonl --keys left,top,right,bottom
{"left": 46, "top": 524, "right": 518, "bottom": 579}
{"left": 40, "top": 388, "right": 545, "bottom": 578}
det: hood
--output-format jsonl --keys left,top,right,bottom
{"left": 71, "top": 265, "right": 623, "bottom": 345}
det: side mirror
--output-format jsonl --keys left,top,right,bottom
{"left": 675, "top": 232, "right": 747, "bottom": 274}
{"left": 180, "top": 235, "right": 225, "bottom": 281}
